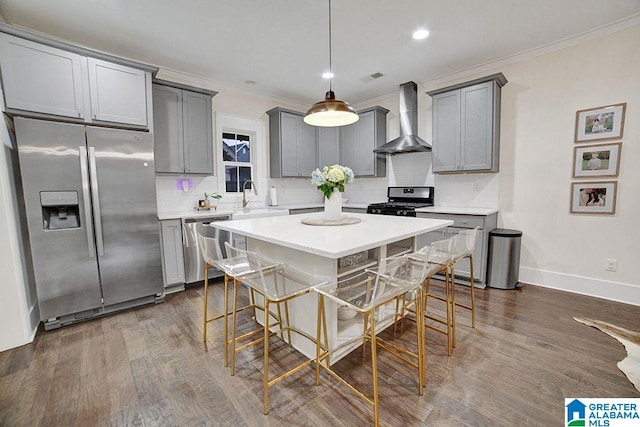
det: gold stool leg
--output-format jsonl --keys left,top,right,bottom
{"left": 450, "top": 264, "right": 456, "bottom": 349}
{"left": 445, "top": 268, "right": 453, "bottom": 356}
{"left": 361, "top": 312, "right": 369, "bottom": 358}
{"left": 223, "top": 274, "right": 230, "bottom": 366}
{"left": 416, "top": 285, "right": 425, "bottom": 394}
{"left": 230, "top": 278, "right": 239, "bottom": 376}
{"left": 263, "top": 299, "right": 270, "bottom": 415}
{"left": 469, "top": 254, "right": 476, "bottom": 328}
{"left": 369, "top": 309, "right": 380, "bottom": 427}
{"left": 203, "top": 263, "right": 209, "bottom": 342}
{"left": 315, "top": 294, "right": 323, "bottom": 385}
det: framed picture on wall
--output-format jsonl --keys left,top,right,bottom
{"left": 575, "top": 102, "right": 626, "bottom": 143}
{"left": 572, "top": 142, "right": 621, "bottom": 178}
{"left": 570, "top": 181, "right": 617, "bottom": 214}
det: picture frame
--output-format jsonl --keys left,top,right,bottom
{"left": 570, "top": 181, "right": 617, "bottom": 214}
{"left": 572, "top": 142, "right": 621, "bottom": 178}
{"left": 575, "top": 102, "right": 626, "bottom": 143}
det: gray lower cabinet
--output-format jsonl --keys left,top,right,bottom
{"left": 0, "top": 31, "right": 151, "bottom": 128}
{"left": 268, "top": 107, "right": 318, "bottom": 177}
{"left": 428, "top": 73, "right": 507, "bottom": 173}
{"left": 342, "top": 207, "right": 367, "bottom": 213}
{"left": 288, "top": 207, "right": 322, "bottom": 214}
{"left": 160, "top": 219, "right": 185, "bottom": 289}
{"left": 153, "top": 82, "right": 215, "bottom": 174}
{"left": 416, "top": 212, "right": 497, "bottom": 285}
{"left": 339, "top": 106, "right": 388, "bottom": 177}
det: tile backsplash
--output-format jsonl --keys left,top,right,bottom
{"left": 434, "top": 173, "right": 499, "bottom": 208}
{"left": 156, "top": 155, "right": 498, "bottom": 213}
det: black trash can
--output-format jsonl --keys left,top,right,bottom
{"left": 486, "top": 228, "right": 522, "bottom": 289}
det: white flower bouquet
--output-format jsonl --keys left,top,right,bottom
{"left": 311, "top": 164, "right": 354, "bottom": 198}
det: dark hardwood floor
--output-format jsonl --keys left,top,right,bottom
{"left": 1, "top": 280, "right": 638, "bottom": 426}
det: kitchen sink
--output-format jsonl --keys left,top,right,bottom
{"left": 231, "top": 208, "right": 289, "bottom": 220}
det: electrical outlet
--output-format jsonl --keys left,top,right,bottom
{"left": 605, "top": 258, "right": 618, "bottom": 272}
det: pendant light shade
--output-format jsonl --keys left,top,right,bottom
{"left": 304, "top": 0, "right": 358, "bottom": 127}
{"left": 303, "top": 90, "right": 358, "bottom": 126}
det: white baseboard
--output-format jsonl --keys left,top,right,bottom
{"left": 519, "top": 267, "right": 640, "bottom": 307}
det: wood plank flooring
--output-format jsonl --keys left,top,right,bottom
{"left": 1, "top": 280, "right": 639, "bottom": 426}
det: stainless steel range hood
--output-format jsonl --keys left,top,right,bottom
{"left": 374, "top": 81, "right": 431, "bottom": 154}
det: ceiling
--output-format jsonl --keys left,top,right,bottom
{"left": 1, "top": 0, "right": 639, "bottom": 105}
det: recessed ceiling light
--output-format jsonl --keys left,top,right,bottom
{"left": 322, "top": 72, "right": 334, "bottom": 79}
{"left": 412, "top": 29, "right": 430, "bottom": 40}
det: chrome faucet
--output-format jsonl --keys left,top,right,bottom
{"left": 242, "top": 179, "right": 257, "bottom": 208}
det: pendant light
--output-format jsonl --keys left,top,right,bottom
{"left": 303, "top": 0, "right": 359, "bottom": 127}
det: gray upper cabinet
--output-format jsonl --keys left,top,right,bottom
{"left": 317, "top": 127, "right": 340, "bottom": 168}
{"left": 428, "top": 73, "right": 507, "bottom": 173}
{"left": 87, "top": 58, "right": 148, "bottom": 126}
{"left": 0, "top": 33, "right": 85, "bottom": 119}
{"left": 0, "top": 28, "right": 155, "bottom": 129}
{"left": 268, "top": 107, "right": 318, "bottom": 178}
{"left": 339, "top": 106, "right": 388, "bottom": 177}
{"left": 268, "top": 105, "right": 387, "bottom": 178}
{"left": 153, "top": 81, "right": 215, "bottom": 174}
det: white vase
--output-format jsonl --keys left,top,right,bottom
{"left": 324, "top": 191, "right": 343, "bottom": 221}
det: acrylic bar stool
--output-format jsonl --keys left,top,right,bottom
{"left": 404, "top": 241, "right": 457, "bottom": 356}
{"left": 226, "top": 258, "right": 328, "bottom": 415}
{"left": 435, "top": 227, "right": 480, "bottom": 337}
{"left": 198, "top": 234, "right": 274, "bottom": 367}
{"left": 314, "top": 261, "right": 427, "bottom": 427}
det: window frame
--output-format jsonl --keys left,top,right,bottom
{"left": 215, "top": 112, "right": 263, "bottom": 205}
{"left": 222, "top": 131, "right": 253, "bottom": 193}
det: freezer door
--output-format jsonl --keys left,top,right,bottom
{"left": 14, "top": 118, "right": 102, "bottom": 320}
{"left": 86, "top": 127, "right": 163, "bottom": 305}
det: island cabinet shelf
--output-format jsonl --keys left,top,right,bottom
{"left": 336, "top": 248, "right": 379, "bottom": 278}
{"left": 208, "top": 213, "right": 453, "bottom": 365}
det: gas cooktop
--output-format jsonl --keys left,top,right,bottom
{"left": 367, "top": 186, "right": 434, "bottom": 216}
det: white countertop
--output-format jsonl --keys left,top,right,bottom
{"left": 158, "top": 207, "right": 290, "bottom": 221}
{"left": 278, "top": 202, "right": 369, "bottom": 210}
{"left": 157, "top": 204, "right": 496, "bottom": 220}
{"left": 208, "top": 212, "right": 452, "bottom": 259}
{"left": 416, "top": 206, "right": 498, "bottom": 216}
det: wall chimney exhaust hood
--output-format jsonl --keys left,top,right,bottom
{"left": 374, "top": 81, "right": 431, "bottom": 154}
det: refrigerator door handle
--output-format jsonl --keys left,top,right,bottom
{"left": 79, "top": 146, "right": 96, "bottom": 258}
{"left": 88, "top": 147, "right": 105, "bottom": 256}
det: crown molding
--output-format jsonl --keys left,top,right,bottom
{"left": 420, "top": 14, "right": 640, "bottom": 91}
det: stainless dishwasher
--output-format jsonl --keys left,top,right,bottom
{"left": 182, "top": 215, "right": 231, "bottom": 283}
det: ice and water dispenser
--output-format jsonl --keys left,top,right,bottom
{"left": 40, "top": 191, "right": 80, "bottom": 230}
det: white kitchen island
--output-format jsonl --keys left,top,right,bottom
{"left": 210, "top": 212, "right": 453, "bottom": 363}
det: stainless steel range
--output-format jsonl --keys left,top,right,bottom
{"left": 367, "top": 186, "right": 434, "bottom": 216}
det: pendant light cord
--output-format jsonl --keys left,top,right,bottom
{"left": 328, "top": 0, "right": 332, "bottom": 93}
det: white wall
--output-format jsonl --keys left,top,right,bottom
{"left": 414, "top": 26, "right": 639, "bottom": 304}
{"left": 0, "top": 109, "right": 39, "bottom": 351}
{"left": 498, "top": 26, "right": 640, "bottom": 304}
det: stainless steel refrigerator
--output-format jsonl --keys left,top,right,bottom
{"left": 15, "top": 117, "right": 163, "bottom": 329}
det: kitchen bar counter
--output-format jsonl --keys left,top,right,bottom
{"left": 211, "top": 212, "right": 452, "bottom": 259}
{"left": 210, "top": 212, "right": 452, "bottom": 362}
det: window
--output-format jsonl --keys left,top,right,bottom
{"left": 222, "top": 132, "right": 253, "bottom": 192}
